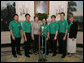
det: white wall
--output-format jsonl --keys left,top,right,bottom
{"left": 15, "top": 1, "right": 34, "bottom": 22}
{"left": 48, "top": 1, "right": 68, "bottom": 21}
{"left": 16, "top": 1, "right": 68, "bottom": 22}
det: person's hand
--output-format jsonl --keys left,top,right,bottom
{"left": 32, "top": 36, "right": 34, "bottom": 40}
{"left": 25, "top": 37, "right": 27, "bottom": 41}
{"left": 12, "top": 36, "right": 15, "bottom": 40}
{"left": 72, "top": 38, "right": 75, "bottom": 41}
{"left": 54, "top": 36, "right": 57, "bottom": 40}
{"left": 46, "top": 37, "right": 48, "bottom": 40}
{"left": 63, "top": 36, "right": 66, "bottom": 40}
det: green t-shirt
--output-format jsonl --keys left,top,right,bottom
{"left": 9, "top": 20, "right": 22, "bottom": 38}
{"left": 58, "top": 19, "right": 68, "bottom": 33}
{"left": 49, "top": 21, "right": 58, "bottom": 34}
{"left": 68, "top": 22, "right": 72, "bottom": 33}
{"left": 40, "top": 24, "right": 49, "bottom": 36}
{"left": 22, "top": 20, "right": 31, "bottom": 33}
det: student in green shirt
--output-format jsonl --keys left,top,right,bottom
{"left": 49, "top": 15, "right": 58, "bottom": 56}
{"left": 40, "top": 18, "right": 49, "bottom": 55}
{"left": 22, "top": 14, "right": 32, "bottom": 57}
{"left": 40, "top": 18, "right": 49, "bottom": 36}
{"left": 9, "top": 14, "right": 22, "bottom": 58}
{"left": 58, "top": 12, "right": 68, "bottom": 58}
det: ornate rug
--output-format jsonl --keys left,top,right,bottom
{"left": 1, "top": 47, "right": 83, "bottom": 62}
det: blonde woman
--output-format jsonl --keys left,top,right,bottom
{"left": 67, "top": 16, "right": 78, "bottom": 56}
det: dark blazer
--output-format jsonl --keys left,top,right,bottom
{"left": 69, "top": 22, "right": 78, "bottom": 38}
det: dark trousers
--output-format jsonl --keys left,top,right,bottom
{"left": 24, "top": 33, "right": 31, "bottom": 55}
{"left": 11, "top": 36, "right": 21, "bottom": 56}
{"left": 46, "top": 40, "right": 49, "bottom": 54}
{"left": 33, "top": 35, "right": 39, "bottom": 52}
{"left": 50, "top": 34, "right": 57, "bottom": 53}
{"left": 40, "top": 36, "right": 49, "bottom": 53}
{"left": 58, "top": 33, "right": 67, "bottom": 55}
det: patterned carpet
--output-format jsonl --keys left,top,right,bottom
{"left": 1, "top": 47, "right": 83, "bottom": 62}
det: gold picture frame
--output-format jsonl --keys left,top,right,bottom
{"left": 34, "top": 1, "right": 49, "bottom": 15}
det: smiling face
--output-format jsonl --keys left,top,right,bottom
{"left": 35, "top": 17, "right": 39, "bottom": 22}
{"left": 26, "top": 15, "right": 30, "bottom": 21}
{"left": 60, "top": 14, "right": 65, "bottom": 21}
{"left": 42, "top": 18, "right": 46, "bottom": 24}
{"left": 14, "top": 15, "right": 18, "bottom": 21}
{"left": 69, "top": 16, "right": 74, "bottom": 23}
{"left": 51, "top": 17, "right": 55, "bottom": 22}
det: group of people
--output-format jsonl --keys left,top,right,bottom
{"left": 9, "top": 12, "right": 78, "bottom": 58}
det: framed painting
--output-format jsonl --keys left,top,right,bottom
{"left": 34, "top": 1, "right": 49, "bottom": 14}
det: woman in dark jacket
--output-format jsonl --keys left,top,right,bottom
{"left": 67, "top": 16, "right": 78, "bottom": 56}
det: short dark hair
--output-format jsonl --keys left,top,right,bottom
{"left": 13, "top": 14, "right": 18, "bottom": 17}
{"left": 51, "top": 15, "right": 56, "bottom": 18}
{"left": 60, "top": 12, "right": 65, "bottom": 16}
{"left": 25, "top": 14, "right": 31, "bottom": 17}
{"left": 34, "top": 16, "right": 39, "bottom": 19}
{"left": 42, "top": 18, "right": 46, "bottom": 20}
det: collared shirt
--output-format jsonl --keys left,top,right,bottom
{"left": 58, "top": 19, "right": 68, "bottom": 33}
{"left": 49, "top": 21, "right": 58, "bottom": 34}
{"left": 9, "top": 20, "right": 22, "bottom": 38}
{"left": 40, "top": 23, "right": 49, "bottom": 35}
{"left": 22, "top": 20, "right": 31, "bottom": 33}
{"left": 31, "top": 21, "right": 42, "bottom": 36}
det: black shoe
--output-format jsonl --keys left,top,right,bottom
{"left": 35, "top": 52, "right": 37, "bottom": 55}
{"left": 17, "top": 53, "right": 22, "bottom": 55}
{"left": 28, "top": 52, "right": 32, "bottom": 54}
{"left": 13, "top": 55, "right": 17, "bottom": 58}
{"left": 33, "top": 50, "right": 36, "bottom": 53}
{"left": 52, "top": 53, "right": 56, "bottom": 56}
{"left": 46, "top": 52, "right": 49, "bottom": 55}
{"left": 25, "top": 54, "right": 30, "bottom": 57}
{"left": 61, "top": 54, "right": 66, "bottom": 58}
{"left": 68, "top": 53, "right": 72, "bottom": 57}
